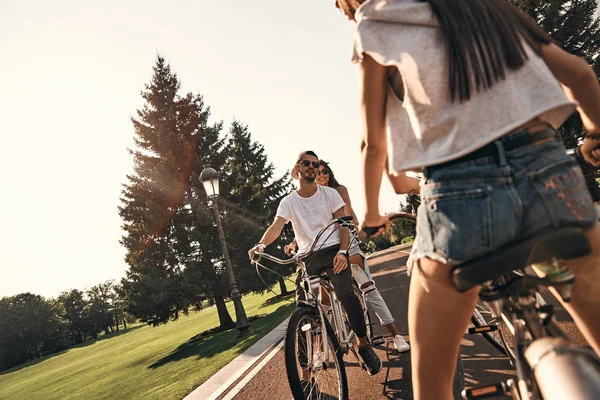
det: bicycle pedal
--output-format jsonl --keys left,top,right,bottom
{"left": 468, "top": 325, "right": 498, "bottom": 335}
{"left": 462, "top": 382, "right": 507, "bottom": 399}
{"left": 371, "top": 336, "right": 385, "bottom": 346}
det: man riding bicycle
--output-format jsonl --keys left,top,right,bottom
{"left": 248, "top": 150, "right": 382, "bottom": 376}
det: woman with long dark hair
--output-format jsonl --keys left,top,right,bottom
{"left": 334, "top": 1, "right": 600, "bottom": 399}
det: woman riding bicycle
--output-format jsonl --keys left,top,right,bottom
{"left": 286, "top": 159, "right": 414, "bottom": 353}
{"left": 333, "top": 1, "right": 600, "bottom": 399}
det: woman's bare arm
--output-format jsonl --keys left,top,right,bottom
{"left": 338, "top": 186, "right": 359, "bottom": 224}
{"left": 542, "top": 43, "right": 600, "bottom": 134}
{"left": 542, "top": 43, "right": 600, "bottom": 165}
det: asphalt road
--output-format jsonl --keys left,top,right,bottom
{"left": 232, "top": 244, "right": 585, "bottom": 400}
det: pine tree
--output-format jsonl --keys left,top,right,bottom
{"left": 219, "top": 121, "right": 293, "bottom": 295}
{"left": 510, "top": 0, "right": 600, "bottom": 198}
{"left": 180, "top": 117, "right": 236, "bottom": 330}
{"left": 119, "top": 56, "right": 223, "bottom": 326}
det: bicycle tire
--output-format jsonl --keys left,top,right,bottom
{"left": 284, "top": 306, "right": 348, "bottom": 400}
{"left": 353, "top": 283, "right": 374, "bottom": 342}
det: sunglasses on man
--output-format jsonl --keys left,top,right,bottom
{"left": 298, "top": 160, "right": 319, "bottom": 168}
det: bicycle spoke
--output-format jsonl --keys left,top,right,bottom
{"left": 292, "top": 313, "right": 344, "bottom": 399}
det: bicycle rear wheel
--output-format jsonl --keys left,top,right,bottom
{"left": 284, "top": 306, "right": 348, "bottom": 400}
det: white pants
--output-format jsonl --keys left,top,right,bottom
{"left": 350, "top": 258, "right": 395, "bottom": 326}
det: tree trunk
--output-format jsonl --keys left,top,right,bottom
{"left": 123, "top": 318, "right": 127, "bottom": 330}
{"left": 278, "top": 276, "right": 288, "bottom": 295}
{"left": 213, "top": 285, "right": 235, "bottom": 329}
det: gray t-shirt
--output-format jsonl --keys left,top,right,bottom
{"left": 352, "top": 0, "right": 577, "bottom": 172}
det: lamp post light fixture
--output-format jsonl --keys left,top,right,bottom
{"left": 200, "top": 167, "right": 250, "bottom": 336}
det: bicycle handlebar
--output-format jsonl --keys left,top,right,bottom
{"left": 251, "top": 216, "right": 356, "bottom": 265}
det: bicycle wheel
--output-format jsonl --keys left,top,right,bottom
{"left": 472, "top": 300, "right": 516, "bottom": 362}
{"left": 353, "top": 283, "right": 374, "bottom": 342}
{"left": 284, "top": 306, "right": 348, "bottom": 400}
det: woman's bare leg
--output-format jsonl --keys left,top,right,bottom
{"left": 559, "top": 224, "right": 600, "bottom": 354}
{"left": 409, "top": 257, "right": 479, "bottom": 400}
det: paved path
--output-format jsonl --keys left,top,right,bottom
{"left": 230, "top": 244, "right": 584, "bottom": 400}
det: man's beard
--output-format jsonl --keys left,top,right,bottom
{"left": 303, "top": 174, "right": 316, "bottom": 183}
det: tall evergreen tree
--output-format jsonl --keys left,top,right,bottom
{"left": 219, "top": 121, "right": 293, "bottom": 295}
{"left": 510, "top": 0, "right": 600, "bottom": 197}
{"left": 119, "top": 56, "right": 215, "bottom": 326}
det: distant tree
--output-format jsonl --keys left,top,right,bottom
{"left": 86, "top": 281, "right": 121, "bottom": 335}
{"left": 57, "top": 289, "right": 92, "bottom": 343}
{"left": 0, "top": 293, "right": 68, "bottom": 371}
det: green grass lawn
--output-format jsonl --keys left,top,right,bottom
{"left": 0, "top": 286, "right": 295, "bottom": 400}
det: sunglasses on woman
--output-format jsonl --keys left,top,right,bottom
{"left": 298, "top": 160, "right": 319, "bottom": 168}
{"left": 318, "top": 168, "right": 330, "bottom": 175}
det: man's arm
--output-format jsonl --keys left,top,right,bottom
{"left": 248, "top": 217, "right": 286, "bottom": 261}
{"left": 333, "top": 207, "right": 349, "bottom": 252}
{"left": 332, "top": 207, "right": 350, "bottom": 274}
{"left": 258, "top": 217, "right": 287, "bottom": 246}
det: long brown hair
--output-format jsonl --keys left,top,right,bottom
{"left": 318, "top": 160, "right": 342, "bottom": 189}
{"left": 336, "top": 0, "right": 552, "bottom": 102}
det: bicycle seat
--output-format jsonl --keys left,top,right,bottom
{"left": 451, "top": 227, "right": 591, "bottom": 293}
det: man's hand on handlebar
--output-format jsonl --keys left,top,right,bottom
{"left": 284, "top": 242, "right": 297, "bottom": 257}
{"left": 248, "top": 243, "right": 266, "bottom": 262}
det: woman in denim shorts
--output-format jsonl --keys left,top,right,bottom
{"left": 334, "top": 0, "right": 600, "bottom": 399}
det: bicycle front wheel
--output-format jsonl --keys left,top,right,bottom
{"left": 284, "top": 306, "right": 348, "bottom": 400}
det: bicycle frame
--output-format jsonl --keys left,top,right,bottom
{"left": 473, "top": 265, "right": 600, "bottom": 400}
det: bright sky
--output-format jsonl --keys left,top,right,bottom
{"left": 0, "top": 0, "right": 408, "bottom": 299}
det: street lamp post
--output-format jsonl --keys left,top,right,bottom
{"left": 200, "top": 167, "right": 251, "bottom": 336}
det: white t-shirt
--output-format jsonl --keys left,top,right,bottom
{"left": 276, "top": 186, "right": 346, "bottom": 254}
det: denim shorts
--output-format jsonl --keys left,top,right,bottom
{"left": 412, "top": 130, "right": 597, "bottom": 266}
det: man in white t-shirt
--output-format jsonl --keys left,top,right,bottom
{"left": 248, "top": 150, "right": 382, "bottom": 376}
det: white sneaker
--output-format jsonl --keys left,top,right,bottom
{"left": 393, "top": 335, "right": 410, "bottom": 353}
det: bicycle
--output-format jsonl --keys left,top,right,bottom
{"left": 451, "top": 226, "right": 600, "bottom": 399}
{"left": 251, "top": 216, "right": 376, "bottom": 400}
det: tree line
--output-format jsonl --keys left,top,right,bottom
{"left": 0, "top": 281, "right": 131, "bottom": 371}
